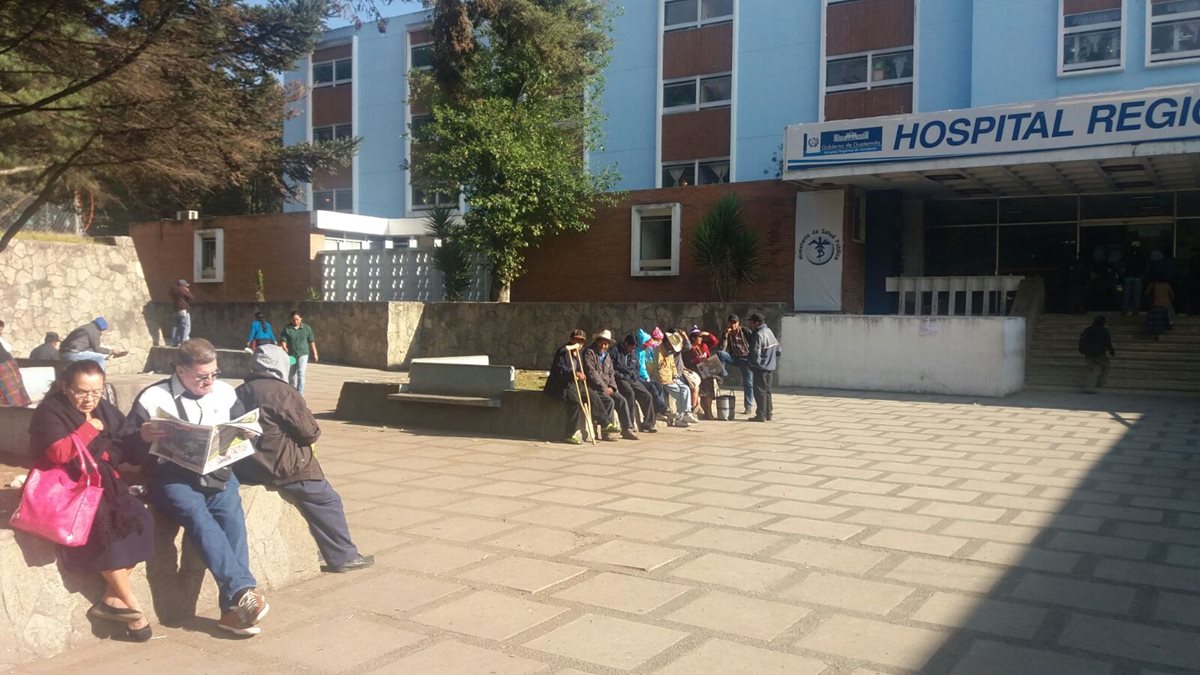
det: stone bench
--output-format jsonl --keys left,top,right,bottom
{"left": 388, "top": 356, "right": 516, "bottom": 408}
{"left": 145, "top": 346, "right": 255, "bottom": 380}
{"left": 0, "top": 484, "right": 319, "bottom": 665}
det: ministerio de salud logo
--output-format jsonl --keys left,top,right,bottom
{"left": 798, "top": 228, "right": 842, "bottom": 266}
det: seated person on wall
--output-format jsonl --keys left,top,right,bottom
{"left": 543, "top": 329, "right": 595, "bottom": 445}
{"left": 652, "top": 331, "right": 697, "bottom": 428}
{"left": 634, "top": 328, "right": 668, "bottom": 416}
{"left": 231, "top": 345, "right": 374, "bottom": 574}
{"left": 124, "top": 338, "right": 271, "bottom": 637}
{"left": 671, "top": 329, "right": 702, "bottom": 417}
{"left": 684, "top": 326, "right": 724, "bottom": 420}
{"left": 61, "top": 317, "right": 128, "bottom": 371}
{"left": 614, "top": 334, "right": 656, "bottom": 434}
{"left": 0, "top": 336, "right": 31, "bottom": 407}
{"left": 582, "top": 330, "right": 637, "bottom": 441}
{"left": 30, "top": 331, "right": 63, "bottom": 361}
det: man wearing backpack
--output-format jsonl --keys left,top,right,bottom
{"left": 1079, "top": 316, "right": 1116, "bottom": 393}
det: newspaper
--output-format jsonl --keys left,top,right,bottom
{"left": 148, "top": 408, "right": 262, "bottom": 475}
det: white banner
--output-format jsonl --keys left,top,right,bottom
{"left": 784, "top": 84, "right": 1200, "bottom": 174}
{"left": 794, "top": 191, "right": 843, "bottom": 312}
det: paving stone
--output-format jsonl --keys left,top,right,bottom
{"left": 381, "top": 541, "right": 492, "bottom": 574}
{"left": 350, "top": 505, "right": 442, "bottom": 531}
{"left": 600, "top": 497, "right": 693, "bottom": 516}
{"left": 611, "top": 482, "right": 695, "bottom": 499}
{"left": 586, "top": 514, "right": 696, "bottom": 542}
{"left": 412, "top": 590, "right": 567, "bottom": 640}
{"left": 510, "top": 505, "right": 610, "bottom": 528}
{"left": 844, "top": 509, "right": 943, "bottom": 532}
{"left": 525, "top": 614, "right": 689, "bottom": 670}
{"left": 910, "top": 592, "right": 1047, "bottom": 640}
{"left": 664, "top": 590, "right": 810, "bottom": 641}
{"left": 458, "top": 556, "right": 587, "bottom": 593}
{"left": 440, "top": 496, "right": 535, "bottom": 517}
{"left": 466, "top": 480, "right": 556, "bottom": 497}
{"left": 675, "top": 506, "right": 775, "bottom": 528}
{"left": 963, "top": 542, "right": 1081, "bottom": 574}
{"left": 1059, "top": 614, "right": 1200, "bottom": 671}
{"left": 1010, "top": 573, "right": 1136, "bottom": 614}
{"left": 818, "top": 477, "right": 895, "bottom": 493}
{"left": 832, "top": 493, "right": 918, "bottom": 511}
{"left": 655, "top": 639, "right": 827, "bottom": 675}
{"left": 553, "top": 572, "right": 692, "bottom": 615}
{"left": 573, "top": 540, "right": 689, "bottom": 572}
{"left": 763, "top": 517, "right": 865, "bottom": 540}
{"left": 753, "top": 485, "right": 838, "bottom": 501}
{"left": 948, "top": 640, "right": 1114, "bottom": 675}
{"left": 528, "top": 488, "right": 617, "bottom": 507}
{"left": 250, "top": 616, "right": 425, "bottom": 671}
{"left": 321, "top": 570, "right": 463, "bottom": 617}
{"left": 1047, "top": 531, "right": 1154, "bottom": 559}
{"left": 773, "top": 539, "right": 889, "bottom": 575}
{"left": 861, "top": 530, "right": 970, "bottom": 557}
{"left": 885, "top": 557, "right": 1006, "bottom": 594}
{"left": 673, "top": 527, "right": 784, "bottom": 555}
{"left": 1010, "top": 510, "right": 1104, "bottom": 533}
{"left": 379, "top": 640, "right": 549, "bottom": 675}
{"left": 1154, "top": 591, "right": 1200, "bottom": 627}
{"left": 621, "top": 469, "right": 692, "bottom": 484}
{"left": 757, "top": 500, "right": 850, "bottom": 519}
{"left": 408, "top": 515, "right": 517, "bottom": 542}
{"left": 670, "top": 553, "right": 795, "bottom": 593}
{"left": 941, "top": 521, "right": 1041, "bottom": 545}
{"left": 679, "top": 491, "right": 771, "bottom": 509}
{"left": 486, "top": 526, "right": 600, "bottom": 557}
{"left": 794, "top": 614, "right": 948, "bottom": 670}
{"left": 782, "top": 572, "right": 914, "bottom": 615}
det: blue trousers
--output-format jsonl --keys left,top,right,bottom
{"left": 717, "top": 351, "right": 753, "bottom": 410}
{"left": 63, "top": 350, "right": 108, "bottom": 371}
{"left": 172, "top": 310, "right": 191, "bottom": 346}
{"left": 148, "top": 475, "right": 256, "bottom": 613}
{"left": 277, "top": 480, "right": 360, "bottom": 568}
{"left": 289, "top": 354, "right": 309, "bottom": 394}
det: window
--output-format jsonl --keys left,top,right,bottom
{"left": 409, "top": 113, "right": 433, "bottom": 141}
{"left": 314, "top": 189, "right": 353, "bottom": 212}
{"left": 313, "top": 124, "right": 353, "bottom": 142}
{"left": 313, "top": 57, "right": 352, "bottom": 87}
{"left": 1060, "top": 3, "right": 1123, "bottom": 73}
{"left": 410, "top": 42, "right": 434, "bottom": 70}
{"left": 631, "top": 203, "right": 681, "bottom": 276}
{"left": 663, "top": 73, "right": 732, "bottom": 112}
{"left": 662, "top": 158, "right": 730, "bottom": 187}
{"left": 1148, "top": 0, "right": 1200, "bottom": 64}
{"left": 664, "top": 0, "right": 733, "bottom": 30}
{"left": 193, "top": 229, "right": 224, "bottom": 283}
{"left": 825, "top": 49, "right": 913, "bottom": 92}
{"left": 412, "top": 186, "right": 455, "bottom": 210}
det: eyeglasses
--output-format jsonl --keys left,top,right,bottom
{"left": 69, "top": 389, "right": 104, "bottom": 401}
{"left": 190, "top": 370, "right": 221, "bottom": 383}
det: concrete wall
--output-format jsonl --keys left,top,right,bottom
{"left": 777, "top": 314, "right": 1025, "bottom": 397}
{"left": 0, "top": 237, "right": 155, "bottom": 374}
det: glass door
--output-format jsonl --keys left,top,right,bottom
{"left": 1078, "top": 220, "right": 1175, "bottom": 311}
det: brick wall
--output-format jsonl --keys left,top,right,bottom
{"left": 129, "top": 213, "right": 323, "bottom": 303}
{"left": 512, "top": 180, "right": 799, "bottom": 304}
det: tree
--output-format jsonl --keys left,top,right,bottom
{"left": 692, "top": 194, "right": 762, "bottom": 302}
{"left": 0, "top": 0, "right": 357, "bottom": 251}
{"left": 423, "top": 204, "right": 473, "bottom": 301}
{"left": 411, "top": 0, "right": 618, "bottom": 301}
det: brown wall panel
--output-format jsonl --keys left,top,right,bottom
{"left": 314, "top": 44, "right": 351, "bottom": 62}
{"left": 313, "top": 168, "right": 352, "bottom": 190}
{"left": 1064, "top": 0, "right": 1122, "bottom": 14}
{"left": 827, "top": 0, "right": 914, "bottom": 55}
{"left": 408, "top": 28, "right": 432, "bottom": 44}
{"left": 661, "top": 108, "right": 730, "bottom": 162}
{"left": 663, "top": 24, "right": 733, "bottom": 80}
{"left": 312, "top": 85, "right": 352, "bottom": 126}
{"left": 824, "top": 84, "right": 912, "bottom": 121}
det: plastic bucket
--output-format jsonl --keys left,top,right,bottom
{"left": 714, "top": 395, "right": 736, "bottom": 421}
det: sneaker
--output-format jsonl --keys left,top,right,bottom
{"left": 218, "top": 609, "right": 261, "bottom": 637}
{"left": 237, "top": 588, "right": 269, "bottom": 626}
{"left": 565, "top": 430, "right": 583, "bottom": 444}
{"left": 600, "top": 429, "right": 618, "bottom": 442}
{"left": 742, "top": 407, "right": 753, "bottom": 415}
{"left": 656, "top": 413, "right": 669, "bottom": 422}
{"left": 683, "top": 412, "right": 700, "bottom": 424}
{"left": 603, "top": 423, "right": 620, "bottom": 434}
{"left": 621, "top": 428, "right": 639, "bottom": 440}
{"left": 674, "top": 413, "right": 690, "bottom": 428}
{"left": 322, "top": 554, "right": 375, "bottom": 574}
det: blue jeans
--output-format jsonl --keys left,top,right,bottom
{"left": 62, "top": 350, "right": 108, "bottom": 371}
{"left": 278, "top": 480, "right": 360, "bottom": 568}
{"left": 1122, "top": 277, "right": 1143, "bottom": 313}
{"left": 717, "top": 351, "right": 753, "bottom": 410}
{"left": 290, "top": 354, "right": 309, "bottom": 393}
{"left": 172, "top": 310, "right": 191, "bottom": 346}
{"left": 148, "top": 474, "right": 256, "bottom": 613}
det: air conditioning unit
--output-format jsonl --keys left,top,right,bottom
{"left": 175, "top": 210, "right": 199, "bottom": 221}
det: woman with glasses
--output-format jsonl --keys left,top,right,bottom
{"left": 28, "top": 360, "right": 154, "bottom": 641}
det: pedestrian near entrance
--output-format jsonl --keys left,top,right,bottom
{"left": 1144, "top": 280, "right": 1175, "bottom": 339}
{"left": 746, "top": 314, "right": 781, "bottom": 422}
{"left": 232, "top": 345, "right": 373, "bottom": 574}
{"left": 169, "top": 279, "right": 194, "bottom": 346}
{"left": 1079, "top": 316, "right": 1116, "bottom": 393}
{"left": 1120, "top": 241, "right": 1145, "bottom": 316}
{"left": 280, "top": 311, "right": 318, "bottom": 394}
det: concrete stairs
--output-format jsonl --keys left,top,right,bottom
{"left": 1025, "top": 313, "right": 1200, "bottom": 396}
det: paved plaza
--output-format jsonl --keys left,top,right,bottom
{"left": 16, "top": 365, "right": 1200, "bottom": 674}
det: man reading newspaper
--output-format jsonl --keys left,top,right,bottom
{"left": 125, "top": 339, "right": 271, "bottom": 637}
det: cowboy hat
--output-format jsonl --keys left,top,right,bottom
{"left": 666, "top": 332, "right": 685, "bottom": 353}
{"left": 592, "top": 329, "right": 613, "bottom": 342}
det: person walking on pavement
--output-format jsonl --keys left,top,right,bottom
{"left": 169, "top": 279, "right": 194, "bottom": 346}
{"left": 280, "top": 311, "right": 319, "bottom": 394}
{"left": 746, "top": 314, "right": 781, "bottom": 422}
{"left": 1079, "top": 316, "right": 1116, "bottom": 393}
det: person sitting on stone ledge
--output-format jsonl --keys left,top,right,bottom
{"left": 29, "top": 331, "right": 62, "bottom": 361}
{"left": 231, "top": 345, "right": 374, "bottom": 574}
{"left": 614, "top": 334, "right": 656, "bottom": 434}
{"left": 582, "top": 330, "right": 637, "bottom": 441}
{"left": 652, "top": 331, "right": 697, "bottom": 427}
{"left": 0, "top": 322, "right": 31, "bottom": 407}
{"left": 544, "top": 329, "right": 600, "bottom": 444}
{"left": 124, "top": 338, "right": 270, "bottom": 637}
{"left": 60, "top": 317, "right": 127, "bottom": 371}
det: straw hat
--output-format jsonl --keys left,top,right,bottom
{"left": 666, "top": 332, "right": 685, "bottom": 353}
{"left": 593, "top": 329, "right": 613, "bottom": 342}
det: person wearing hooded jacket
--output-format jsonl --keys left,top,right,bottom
{"left": 634, "top": 328, "right": 668, "bottom": 415}
{"left": 231, "top": 345, "right": 373, "bottom": 574}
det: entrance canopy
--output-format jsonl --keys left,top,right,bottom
{"left": 783, "top": 85, "right": 1200, "bottom": 198}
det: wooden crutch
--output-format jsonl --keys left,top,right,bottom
{"left": 566, "top": 343, "right": 597, "bottom": 445}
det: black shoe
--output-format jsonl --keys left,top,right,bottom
{"left": 124, "top": 625, "right": 153, "bottom": 642}
{"left": 639, "top": 426, "right": 658, "bottom": 433}
{"left": 88, "top": 602, "right": 143, "bottom": 623}
{"left": 322, "top": 554, "right": 375, "bottom": 573}
{"left": 748, "top": 416, "right": 765, "bottom": 422}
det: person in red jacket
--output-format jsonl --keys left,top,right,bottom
{"left": 684, "top": 325, "right": 723, "bottom": 419}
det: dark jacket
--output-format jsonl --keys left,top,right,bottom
{"left": 748, "top": 324, "right": 781, "bottom": 372}
{"left": 543, "top": 344, "right": 583, "bottom": 398}
{"left": 1078, "top": 325, "right": 1115, "bottom": 359}
{"left": 60, "top": 322, "right": 110, "bottom": 355}
{"left": 231, "top": 373, "right": 324, "bottom": 486}
{"left": 719, "top": 326, "right": 750, "bottom": 358}
{"left": 29, "top": 343, "right": 61, "bottom": 361}
{"left": 170, "top": 285, "right": 194, "bottom": 311}
{"left": 582, "top": 343, "right": 617, "bottom": 392}
{"left": 612, "top": 346, "right": 640, "bottom": 383}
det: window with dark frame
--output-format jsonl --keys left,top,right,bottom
{"left": 664, "top": 0, "right": 733, "bottom": 30}
{"left": 1149, "top": 0, "right": 1200, "bottom": 64}
{"left": 313, "top": 57, "right": 352, "bottom": 86}
{"left": 1061, "top": 4, "right": 1123, "bottom": 73}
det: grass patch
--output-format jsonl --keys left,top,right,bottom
{"left": 514, "top": 369, "right": 548, "bottom": 391}
{"left": 14, "top": 231, "right": 96, "bottom": 244}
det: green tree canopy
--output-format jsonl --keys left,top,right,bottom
{"left": 412, "top": 0, "right": 618, "bottom": 301}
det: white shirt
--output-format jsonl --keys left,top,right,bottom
{"left": 134, "top": 374, "right": 236, "bottom": 426}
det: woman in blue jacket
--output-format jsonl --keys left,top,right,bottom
{"left": 245, "top": 312, "right": 276, "bottom": 350}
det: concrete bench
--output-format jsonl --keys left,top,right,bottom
{"left": 389, "top": 356, "right": 516, "bottom": 408}
{"left": 0, "top": 485, "right": 319, "bottom": 665}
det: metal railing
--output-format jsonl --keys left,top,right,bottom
{"left": 885, "top": 275, "right": 1024, "bottom": 316}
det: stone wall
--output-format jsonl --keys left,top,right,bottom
{"left": 0, "top": 237, "right": 155, "bottom": 374}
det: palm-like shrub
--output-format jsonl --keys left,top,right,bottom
{"left": 692, "top": 194, "right": 761, "bottom": 302}
{"left": 424, "top": 205, "right": 473, "bottom": 301}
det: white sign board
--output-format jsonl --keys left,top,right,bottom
{"left": 784, "top": 84, "right": 1200, "bottom": 174}
{"left": 794, "top": 191, "right": 844, "bottom": 312}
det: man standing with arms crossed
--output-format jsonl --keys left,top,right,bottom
{"left": 169, "top": 279, "right": 194, "bottom": 347}
{"left": 280, "top": 310, "right": 318, "bottom": 395}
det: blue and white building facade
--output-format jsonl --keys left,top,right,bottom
{"left": 285, "top": 0, "right": 1200, "bottom": 312}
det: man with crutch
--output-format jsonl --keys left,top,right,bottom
{"left": 544, "top": 329, "right": 604, "bottom": 444}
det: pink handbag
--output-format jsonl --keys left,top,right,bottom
{"left": 9, "top": 434, "right": 104, "bottom": 547}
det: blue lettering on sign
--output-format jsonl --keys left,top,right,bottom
{"left": 1089, "top": 105, "right": 1117, "bottom": 134}
{"left": 807, "top": 126, "right": 884, "bottom": 157}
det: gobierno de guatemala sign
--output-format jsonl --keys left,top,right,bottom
{"left": 783, "top": 84, "right": 1200, "bottom": 175}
